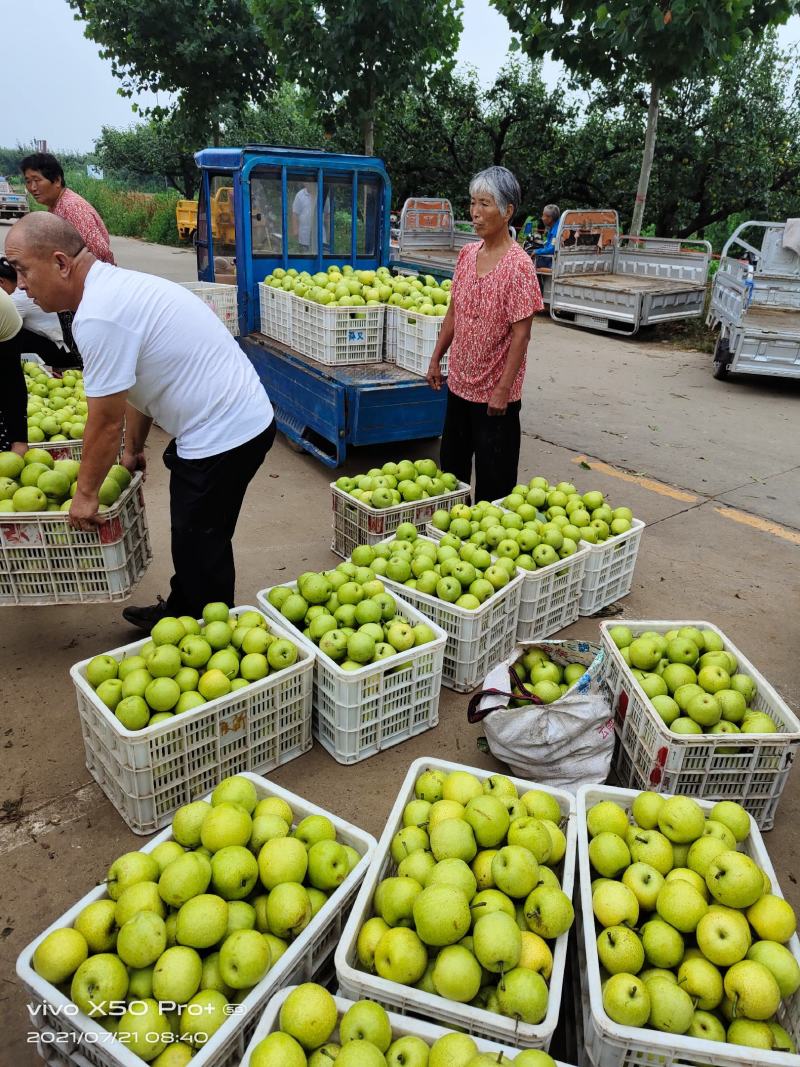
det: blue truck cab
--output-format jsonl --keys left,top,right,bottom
{"left": 194, "top": 146, "right": 448, "bottom": 466}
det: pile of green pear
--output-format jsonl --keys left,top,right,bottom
{"left": 351, "top": 525, "right": 518, "bottom": 612}
{"left": 85, "top": 603, "right": 300, "bottom": 732}
{"left": 510, "top": 648, "right": 589, "bottom": 707}
{"left": 0, "top": 449, "right": 129, "bottom": 513}
{"left": 249, "top": 981, "right": 558, "bottom": 1066}
{"left": 23, "top": 364, "right": 86, "bottom": 443}
{"left": 431, "top": 500, "right": 580, "bottom": 571}
{"left": 335, "top": 457, "right": 460, "bottom": 509}
{"left": 608, "top": 625, "right": 777, "bottom": 737}
{"left": 31, "top": 775, "right": 361, "bottom": 1065}
{"left": 496, "top": 477, "right": 636, "bottom": 545}
{"left": 267, "top": 563, "right": 438, "bottom": 669}
{"left": 263, "top": 263, "right": 450, "bottom": 315}
{"left": 587, "top": 792, "right": 797, "bottom": 1053}
{"left": 353, "top": 766, "right": 574, "bottom": 1028}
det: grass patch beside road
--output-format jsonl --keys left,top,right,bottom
{"left": 27, "top": 174, "right": 183, "bottom": 247}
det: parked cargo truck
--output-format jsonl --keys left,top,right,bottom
{"left": 193, "top": 146, "right": 448, "bottom": 467}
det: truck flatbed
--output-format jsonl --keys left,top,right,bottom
{"left": 241, "top": 332, "right": 447, "bottom": 467}
{"left": 560, "top": 274, "right": 705, "bottom": 296}
{"left": 742, "top": 305, "right": 800, "bottom": 335}
{"left": 249, "top": 332, "right": 422, "bottom": 384}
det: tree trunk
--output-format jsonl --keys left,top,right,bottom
{"left": 362, "top": 75, "right": 376, "bottom": 156}
{"left": 362, "top": 115, "right": 374, "bottom": 156}
{"left": 630, "top": 82, "right": 660, "bottom": 236}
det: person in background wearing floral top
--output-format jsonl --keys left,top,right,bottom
{"left": 20, "top": 152, "right": 115, "bottom": 363}
{"left": 427, "top": 166, "right": 543, "bottom": 503}
{"left": 20, "top": 153, "right": 115, "bottom": 265}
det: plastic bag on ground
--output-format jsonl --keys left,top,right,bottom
{"left": 469, "top": 639, "right": 614, "bottom": 792}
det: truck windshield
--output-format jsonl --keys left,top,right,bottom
{"left": 248, "top": 166, "right": 382, "bottom": 264}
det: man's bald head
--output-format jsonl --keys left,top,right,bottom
{"left": 8, "top": 211, "right": 85, "bottom": 259}
{"left": 5, "top": 212, "right": 94, "bottom": 314}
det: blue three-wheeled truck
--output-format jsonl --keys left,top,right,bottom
{"left": 193, "top": 146, "right": 449, "bottom": 466}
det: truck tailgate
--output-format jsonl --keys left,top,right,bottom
{"left": 730, "top": 306, "right": 800, "bottom": 377}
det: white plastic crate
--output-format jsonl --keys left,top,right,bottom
{"left": 17, "top": 771, "right": 377, "bottom": 1067}
{"left": 335, "top": 756, "right": 577, "bottom": 1049}
{"left": 576, "top": 783, "right": 800, "bottom": 1067}
{"left": 487, "top": 499, "right": 644, "bottom": 618}
{"left": 331, "top": 480, "right": 471, "bottom": 559}
{"left": 258, "top": 283, "right": 293, "bottom": 345}
{"left": 33, "top": 438, "right": 85, "bottom": 461}
{"left": 180, "top": 281, "right": 239, "bottom": 335}
{"left": 426, "top": 521, "right": 590, "bottom": 643}
{"left": 70, "top": 607, "right": 314, "bottom": 834}
{"left": 578, "top": 518, "right": 645, "bottom": 615}
{"left": 600, "top": 619, "right": 800, "bottom": 830}
{"left": 291, "top": 295, "right": 384, "bottom": 365}
{"left": 375, "top": 534, "right": 524, "bottom": 692}
{"left": 0, "top": 473, "right": 150, "bottom": 606}
{"left": 242, "top": 986, "right": 579, "bottom": 1067}
{"left": 257, "top": 584, "right": 446, "bottom": 764}
{"left": 395, "top": 309, "right": 447, "bottom": 377}
{"left": 383, "top": 303, "right": 398, "bottom": 362}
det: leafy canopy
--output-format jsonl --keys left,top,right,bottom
{"left": 68, "top": 0, "right": 275, "bottom": 122}
{"left": 492, "top": 0, "right": 800, "bottom": 87}
{"left": 248, "top": 0, "right": 463, "bottom": 145}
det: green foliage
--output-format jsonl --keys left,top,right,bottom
{"left": 372, "top": 61, "right": 575, "bottom": 215}
{"left": 68, "top": 0, "right": 275, "bottom": 142}
{"left": 568, "top": 33, "right": 800, "bottom": 237}
{"left": 248, "top": 0, "right": 463, "bottom": 151}
{"left": 0, "top": 144, "right": 92, "bottom": 178}
{"left": 65, "top": 174, "right": 183, "bottom": 246}
{"left": 492, "top": 0, "right": 800, "bottom": 88}
{"left": 223, "top": 86, "right": 334, "bottom": 150}
{"left": 95, "top": 115, "right": 201, "bottom": 199}
{"left": 491, "top": 0, "right": 800, "bottom": 230}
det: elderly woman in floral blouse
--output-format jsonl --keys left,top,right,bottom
{"left": 427, "top": 166, "right": 543, "bottom": 503}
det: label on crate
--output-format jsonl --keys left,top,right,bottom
{"left": 219, "top": 706, "right": 248, "bottom": 744}
{"left": 0, "top": 523, "right": 45, "bottom": 547}
{"left": 99, "top": 517, "right": 124, "bottom": 544}
{"left": 347, "top": 328, "right": 366, "bottom": 344}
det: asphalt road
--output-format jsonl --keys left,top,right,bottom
{"left": 2, "top": 226, "right": 799, "bottom": 1064}
{"left": 3, "top": 224, "right": 797, "bottom": 529}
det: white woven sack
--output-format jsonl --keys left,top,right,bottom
{"left": 474, "top": 640, "right": 614, "bottom": 792}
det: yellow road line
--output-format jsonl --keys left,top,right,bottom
{"left": 714, "top": 507, "right": 800, "bottom": 546}
{"left": 571, "top": 456, "right": 699, "bottom": 503}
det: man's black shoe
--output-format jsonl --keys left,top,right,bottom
{"left": 122, "top": 596, "right": 169, "bottom": 633}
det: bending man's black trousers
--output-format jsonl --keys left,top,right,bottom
{"left": 163, "top": 421, "right": 276, "bottom": 616}
{"left": 439, "top": 390, "right": 521, "bottom": 504}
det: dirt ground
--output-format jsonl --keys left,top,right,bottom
{"left": 2, "top": 234, "right": 799, "bottom": 1063}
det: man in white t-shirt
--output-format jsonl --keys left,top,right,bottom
{"left": 6, "top": 212, "right": 276, "bottom": 630}
{"left": 291, "top": 184, "right": 315, "bottom": 253}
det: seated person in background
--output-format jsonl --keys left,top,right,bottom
{"left": 532, "top": 204, "right": 561, "bottom": 268}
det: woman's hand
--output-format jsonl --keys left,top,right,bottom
{"left": 11, "top": 441, "right": 27, "bottom": 457}
{"left": 488, "top": 384, "right": 510, "bottom": 416}
{"left": 426, "top": 355, "right": 443, "bottom": 391}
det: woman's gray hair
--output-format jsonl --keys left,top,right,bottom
{"left": 469, "top": 166, "right": 522, "bottom": 218}
{"left": 543, "top": 204, "right": 560, "bottom": 221}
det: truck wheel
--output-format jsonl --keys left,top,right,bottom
{"left": 712, "top": 337, "right": 731, "bottom": 380}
